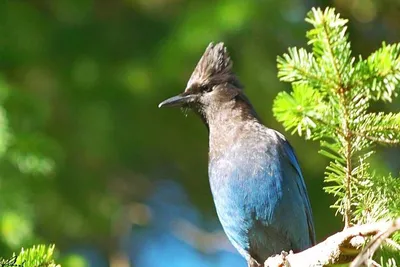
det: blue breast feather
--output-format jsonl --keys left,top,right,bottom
{"left": 209, "top": 131, "right": 315, "bottom": 262}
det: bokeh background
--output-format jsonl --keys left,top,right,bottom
{"left": 0, "top": 0, "right": 399, "bottom": 266}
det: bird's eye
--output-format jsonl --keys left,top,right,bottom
{"left": 200, "top": 84, "right": 212, "bottom": 92}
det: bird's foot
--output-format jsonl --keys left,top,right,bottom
{"left": 264, "top": 251, "right": 290, "bottom": 267}
{"left": 248, "top": 257, "right": 262, "bottom": 267}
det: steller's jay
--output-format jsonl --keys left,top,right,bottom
{"left": 159, "top": 43, "right": 316, "bottom": 267}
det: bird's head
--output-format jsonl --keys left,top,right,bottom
{"left": 158, "top": 42, "right": 243, "bottom": 113}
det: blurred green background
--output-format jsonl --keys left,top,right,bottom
{"left": 0, "top": 0, "right": 399, "bottom": 266}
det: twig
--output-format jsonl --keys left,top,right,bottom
{"left": 353, "top": 131, "right": 400, "bottom": 145}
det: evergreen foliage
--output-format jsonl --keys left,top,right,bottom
{"left": 273, "top": 7, "right": 400, "bottom": 264}
{"left": 0, "top": 245, "right": 59, "bottom": 267}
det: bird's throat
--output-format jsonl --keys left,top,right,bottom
{"left": 205, "top": 96, "right": 260, "bottom": 158}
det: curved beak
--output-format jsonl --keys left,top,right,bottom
{"left": 158, "top": 94, "right": 197, "bottom": 108}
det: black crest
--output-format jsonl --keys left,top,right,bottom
{"left": 186, "top": 42, "right": 234, "bottom": 90}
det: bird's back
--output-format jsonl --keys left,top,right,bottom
{"left": 209, "top": 123, "right": 315, "bottom": 263}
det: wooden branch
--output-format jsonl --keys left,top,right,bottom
{"left": 351, "top": 218, "right": 400, "bottom": 267}
{"left": 264, "top": 218, "right": 400, "bottom": 267}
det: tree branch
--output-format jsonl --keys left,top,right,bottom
{"left": 264, "top": 218, "right": 400, "bottom": 267}
{"left": 351, "top": 218, "right": 400, "bottom": 267}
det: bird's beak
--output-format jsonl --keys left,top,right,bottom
{"left": 158, "top": 93, "right": 197, "bottom": 108}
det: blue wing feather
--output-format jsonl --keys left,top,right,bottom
{"left": 281, "top": 138, "right": 316, "bottom": 245}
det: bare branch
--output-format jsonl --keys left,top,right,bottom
{"left": 264, "top": 218, "right": 400, "bottom": 267}
{"left": 350, "top": 218, "right": 400, "bottom": 267}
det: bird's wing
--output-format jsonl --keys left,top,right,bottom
{"left": 277, "top": 133, "right": 316, "bottom": 246}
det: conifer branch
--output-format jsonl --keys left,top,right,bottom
{"left": 273, "top": 6, "right": 400, "bottom": 265}
{"left": 338, "top": 90, "right": 353, "bottom": 228}
{"left": 354, "top": 132, "right": 400, "bottom": 145}
{"left": 277, "top": 48, "right": 336, "bottom": 89}
{"left": 321, "top": 20, "right": 342, "bottom": 87}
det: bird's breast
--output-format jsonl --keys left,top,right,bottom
{"left": 208, "top": 144, "right": 284, "bottom": 223}
{"left": 208, "top": 143, "right": 290, "bottom": 260}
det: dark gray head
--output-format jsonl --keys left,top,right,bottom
{"left": 158, "top": 42, "right": 245, "bottom": 116}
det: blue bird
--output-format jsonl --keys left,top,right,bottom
{"left": 159, "top": 43, "right": 316, "bottom": 267}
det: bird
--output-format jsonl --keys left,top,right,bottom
{"left": 158, "top": 42, "right": 316, "bottom": 267}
